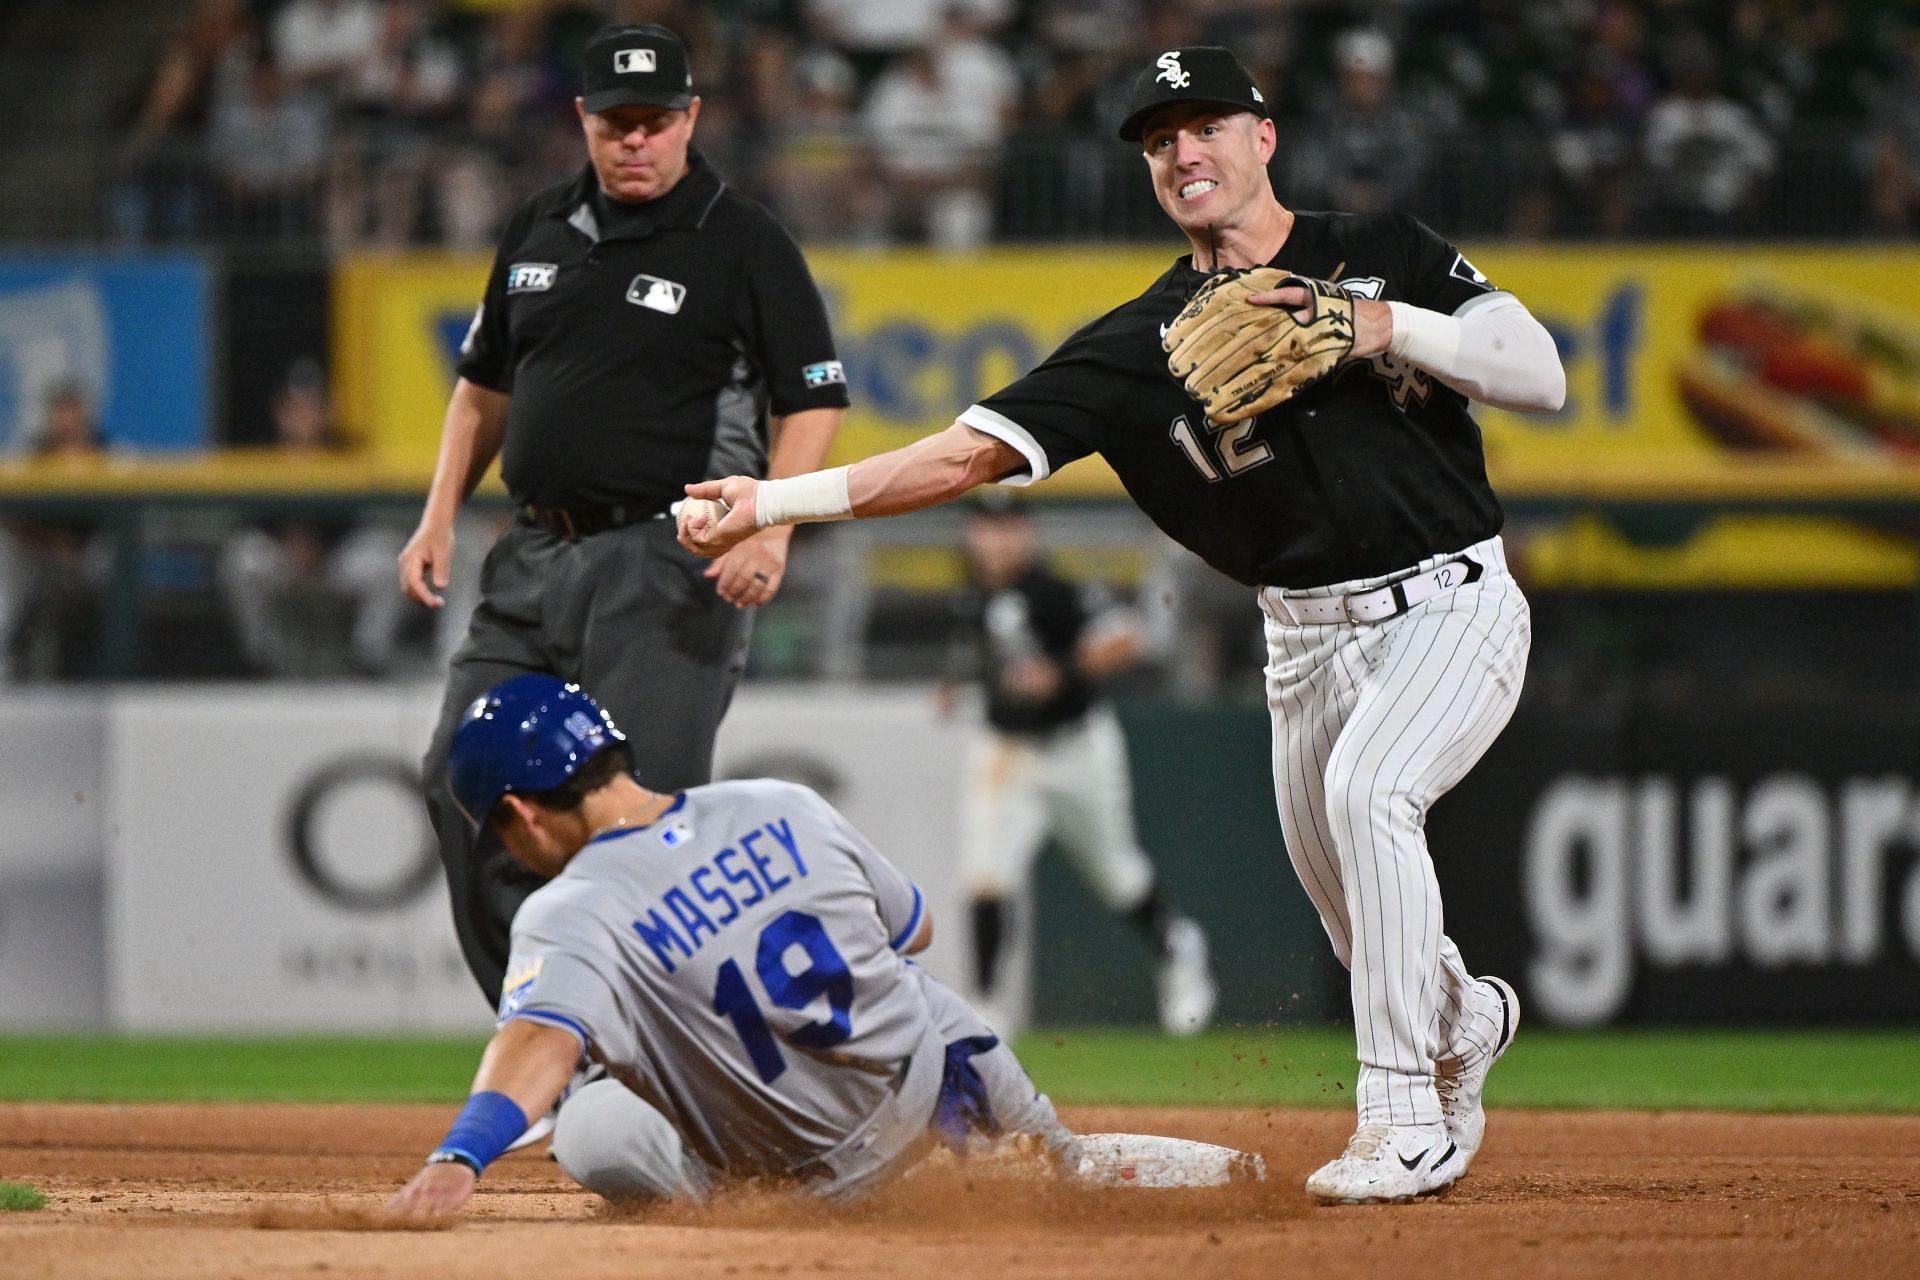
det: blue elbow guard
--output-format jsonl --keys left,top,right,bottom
{"left": 430, "top": 1090, "right": 529, "bottom": 1177}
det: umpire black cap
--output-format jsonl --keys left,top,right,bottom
{"left": 1118, "top": 47, "right": 1269, "bottom": 142}
{"left": 581, "top": 23, "right": 695, "bottom": 114}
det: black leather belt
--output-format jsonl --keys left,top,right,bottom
{"left": 517, "top": 501, "right": 666, "bottom": 539}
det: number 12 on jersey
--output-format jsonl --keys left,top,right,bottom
{"left": 1170, "top": 413, "right": 1273, "bottom": 481}
{"left": 711, "top": 909, "right": 854, "bottom": 1083}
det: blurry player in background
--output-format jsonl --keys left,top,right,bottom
{"left": 941, "top": 493, "right": 1216, "bottom": 1038}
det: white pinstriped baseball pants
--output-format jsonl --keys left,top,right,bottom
{"left": 1261, "top": 534, "right": 1529, "bottom": 1128}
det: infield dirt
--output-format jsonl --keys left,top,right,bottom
{"left": 1, "top": 1103, "right": 1916, "bottom": 1278}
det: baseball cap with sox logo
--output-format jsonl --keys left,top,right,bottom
{"left": 1118, "top": 46, "right": 1270, "bottom": 142}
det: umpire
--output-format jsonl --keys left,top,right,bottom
{"left": 399, "top": 22, "right": 849, "bottom": 1007}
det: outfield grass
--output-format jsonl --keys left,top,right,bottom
{"left": 0, "top": 1028, "right": 1915, "bottom": 1112}
{"left": 1017, "top": 1027, "right": 1920, "bottom": 1112}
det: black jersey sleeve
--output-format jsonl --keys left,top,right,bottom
{"left": 1394, "top": 214, "right": 1502, "bottom": 317}
{"left": 961, "top": 317, "right": 1141, "bottom": 482}
{"left": 453, "top": 204, "right": 532, "bottom": 392}
{"left": 741, "top": 215, "right": 851, "bottom": 416}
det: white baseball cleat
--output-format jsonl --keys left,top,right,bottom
{"left": 1435, "top": 975, "right": 1519, "bottom": 1165}
{"left": 1156, "top": 918, "right": 1218, "bottom": 1036}
{"left": 1075, "top": 1133, "right": 1266, "bottom": 1188}
{"left": 1304, "top": 1122, "right": 1462, "bottom": 1204}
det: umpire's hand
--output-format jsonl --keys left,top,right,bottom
{"left": 399, "top": 519, "right": 455, "bottom": 608}
{"left": 706, "top": 529, "right": 790, "bottom": 609}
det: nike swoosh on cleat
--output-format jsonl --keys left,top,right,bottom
{"left": 1397, "top": 1147, "right": 1430, "bottom": 1171}
{"left": 1431, "top": 1142, "right": 1458, "bottom": 1172}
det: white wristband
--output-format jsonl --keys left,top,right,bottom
{"left": 755, "top": 465, "right": 853, "bottom": 528}
{"left": 1386, "top": 300, "right": 1462, "bottom": 371}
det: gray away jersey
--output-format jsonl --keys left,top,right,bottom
{"left": 498, "top": 780, "right": 932, "bottom": 1178}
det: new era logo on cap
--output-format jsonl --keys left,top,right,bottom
{"left": 613, "top": 48, "right": 656, "bottom": 73}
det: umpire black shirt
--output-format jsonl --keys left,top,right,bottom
{"left": 456, "top": 151, "right": 850, "bottom": 511}
{"left": 961, "top": 212, "right": 1508, "bottom": 588}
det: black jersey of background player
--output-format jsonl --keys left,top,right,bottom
{"left": 954, "top": 565, "right": 1099, "bottom": 735}
{"left": 455, "top": 151, "right": 850, "bottom": 512}
{"left": 966, "top": 212, "right": 1508, "bottom": 588}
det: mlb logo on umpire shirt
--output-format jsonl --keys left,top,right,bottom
{"left": 803, "top": 360, "right": 846, "bottom": 389}
{"left": 614, "top": 48, "right": 657, "bottom": 73}
{"left": 627, "top": 274, "right": 686, "bottom": 314}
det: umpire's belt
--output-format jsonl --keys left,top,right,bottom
{"left": 517, "top": 500, "right": 669, "bottom": 539}
{"left": 1261, "top": 556, "right": 1483, "bottom": 627}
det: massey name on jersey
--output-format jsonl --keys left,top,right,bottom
{"left": 632, "top": 817, "right": 811, "bottom": 972}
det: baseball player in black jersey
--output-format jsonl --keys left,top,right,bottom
{"left": 681, "top": 44, "right": 1564, "bottom": 1203}
{"left": 398, "top": 24, "right": 847, "bottom": 1014}
{"left": 944, "top": 494, "right": 1216, "bottom": 1038}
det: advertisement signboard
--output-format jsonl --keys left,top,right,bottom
{"left": 101, "top": 684, "right": 971, "bottom": 1032}
{"left": 1430, "top": 701, "right": 1920, "bottom": 1025}
{"left": 0, "top": 254, "right": 209, "bottom": 453}
{"left": 2, "top": 684, "right": 1910, "bottom": 1032}
{"left": 331, "top": 245, "right": 1920, "bottom": 489}
{"left": 105, "top": 686, "right": 470, "bottom": 1032}
{"left": 0, "top": 695, "right": 108, "bottom": 1028}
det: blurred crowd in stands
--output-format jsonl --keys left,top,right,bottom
{"left": 111, "top": 0, "right": 1920, "bottom": 250}
{"left": 12, "top": 0, "right": 1915, "bottom": 682}
{"left": 0, "top": 369, "right": 484, "bottom": 682}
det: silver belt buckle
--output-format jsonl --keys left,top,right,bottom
{"left": 1340, "top": 591, "right": 1360, "bottom": 624}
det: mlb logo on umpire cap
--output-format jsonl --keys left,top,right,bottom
{"left": 581, "top": 23, "right": 695, "bottom": 114}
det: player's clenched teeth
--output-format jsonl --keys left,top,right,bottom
{"left": 1179, "top": 180, "right": 1218, "bottom": 201}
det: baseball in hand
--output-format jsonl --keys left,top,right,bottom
{"left": 674, "top": 496, "right": 730, "bottom": 540}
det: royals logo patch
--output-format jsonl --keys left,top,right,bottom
{"left": 498, "top": 957, "right": 544, "bottom": 1021}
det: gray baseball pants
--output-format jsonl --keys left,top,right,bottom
{"left": 552, "top": 970, "right": 1078, "bottom": 1204}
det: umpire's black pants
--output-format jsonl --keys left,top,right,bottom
{"left": 421, "top": 517, "right": 751, "bottom": 1007}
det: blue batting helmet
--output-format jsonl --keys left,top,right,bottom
{"left": 446, "top": 674, "right": 628, "bottom": 826}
